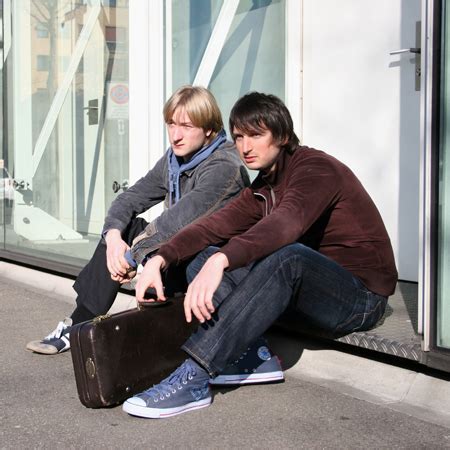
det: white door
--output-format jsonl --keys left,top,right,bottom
{"left": 301, "top": 0, "right": 421, "bottom": 281}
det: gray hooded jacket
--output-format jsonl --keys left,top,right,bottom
{"left": 103, "top": 141, "right": 249, "bottom": 265}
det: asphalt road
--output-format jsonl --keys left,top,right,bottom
{"left": 1, "top": 276, "right": 449, "bottom": 449}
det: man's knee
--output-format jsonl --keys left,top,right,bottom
{"left": 263, "top": 243, "right": 309, "bottom": 265}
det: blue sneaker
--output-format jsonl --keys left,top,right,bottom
{"left": 210, "top": 337, "right": 284, "bottom": 385}
{"left": 26, "top": 318, "right": 73, "bottom": 355}
{"left": 123, "top": 359, "right": 212, "bottom": 419}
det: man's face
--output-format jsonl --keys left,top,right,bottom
{"left": 233, "top": 126, "right": 282, "bottom": 173}
{"left": 167, "top": 108, "right": 211, "bottom": 161}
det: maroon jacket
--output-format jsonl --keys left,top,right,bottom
{"left": 158, "top": 146, "right": 398, "bottom": 297}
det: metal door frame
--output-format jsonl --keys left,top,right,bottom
{"left": 420, "top": 0, "right": 450, "bottom": 371}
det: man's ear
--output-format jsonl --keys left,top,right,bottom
{"left": 205, "top": 129, "right": 212, "bottom": 137}
{"left": 273, "top": 138, "right": 287, "bottom": 148}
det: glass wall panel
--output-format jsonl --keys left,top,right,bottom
{"left": 0, "top": 0, "right": 6, "bottom": 248}
{"left": 171, "top": 0, "right": 285, "bottom": 131}
{"left": 437, "top": 2, "right": 450, "bottom": 348}
{"left": 171, "top": 0, "right": 223, "bottom": 89}
{"left": 2, "top": 0, "right": 129, "bottom": 268}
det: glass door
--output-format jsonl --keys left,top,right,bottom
{"left": 0, "top": 0, "right": 7, "bottom": 247}
{"left": 2, "top": 0, "right": 129, "bottom": 268}
{"left": 436, "top": 0, "right": 450, "bottom": 350}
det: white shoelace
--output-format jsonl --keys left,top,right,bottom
{"left": 44, "top": 320, "right": 69, "bottom": 340}
{"left": 142, "top": 360, "right": 197, "bottom": 401}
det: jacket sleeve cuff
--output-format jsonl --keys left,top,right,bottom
{"left": 220, "top": 241, "right": 247, "bottom": 271}
{"left": 157, "top": 245, "right": 179, "bottom": 267}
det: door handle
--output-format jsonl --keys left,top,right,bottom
{"left": 391, "top": 22, "right": 422, "bottom": 92}
{"left": 84, "top": 99, "right": 99, "bottom": 125}
{"left": 390, "top": 34, "right": 421, "bottom": 92}
{"left": 12, "top": 179, "right": 29, "bottom": 190}
{"left": 112, "top": 180, "right": 129, "bottom": 193}
{"left": 389, "top": 48, "right": 421, "bottom": 55}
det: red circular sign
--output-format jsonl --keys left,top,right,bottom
{"left": 110, "top": 84, "right": 129, "bottom": 104}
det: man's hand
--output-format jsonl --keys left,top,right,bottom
{"left": 184, "top": 252, "right": 229, "bottom": 323}
{"left": 135, "top": 255, "right": 167, "bottom": 303}
{"left": 105, "top": 229, "right": 132, "bottom": 280}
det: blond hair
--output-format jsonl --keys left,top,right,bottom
{"left": 163, "top": 86, "right": 223, "bottom": 139}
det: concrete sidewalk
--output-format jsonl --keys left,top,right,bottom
{"left": 1, "top": 261, "right": 450, "bottom": 448}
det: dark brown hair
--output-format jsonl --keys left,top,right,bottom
{"left": 229, "top": 92, "right": 299, "bottom": 153}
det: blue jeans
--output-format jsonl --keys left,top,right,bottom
{"left": 181, "top": 244, "right": 387, "bottom": 376}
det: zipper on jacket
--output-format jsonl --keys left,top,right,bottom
{"left": 254, "top": 192, "right": 269, "bottom": 217}
{"left": 266, "top": 182, "right": 276, "bottom": 213}
{"left": 254, "top": 180, "right": 276, "bottom": 217}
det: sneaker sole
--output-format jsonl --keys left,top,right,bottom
{"left": 25, "top": 340, "right": 69, "bottom": 355}
{"left": 209, "top": 370, "right": 284, "bottom": 385}
{"left": 123, "top": 396, "right": 212, "bottom": 419}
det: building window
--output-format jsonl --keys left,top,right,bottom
{"left": 36, "top": 55, "right": 50, "bottom": 71}
{"left": 36, "top": 24, "right": 49, "bottom": 38}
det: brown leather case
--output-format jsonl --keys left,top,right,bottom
{"left": 70, "top": 297, "right": 197, "bottom": 408}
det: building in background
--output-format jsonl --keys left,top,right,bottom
{"left": 1, "top": 0, "right": 450, "bottom": 371}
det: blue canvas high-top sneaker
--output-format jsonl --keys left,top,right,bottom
{"left": 210, "top": 337, "right": 284, "bottom": 385}
{"left": 123, "top": 359, "right": 211, "bottom": 419}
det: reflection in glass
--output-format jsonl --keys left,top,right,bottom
{"left": 4, "top": 1, "right": 129, "bottom": 267}
{"left": 171, "top": 0, "right": 285, "bottom": 131}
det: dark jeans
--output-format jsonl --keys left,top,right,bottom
{"left": 182, "top": 244, "right": 387, "bottom": 376}
{"left": 73, "top": 218, "right": 188, "bottom": 316}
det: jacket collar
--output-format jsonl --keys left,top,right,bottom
{"left": 252, "top": 147, "right": 296, "bottom": 188}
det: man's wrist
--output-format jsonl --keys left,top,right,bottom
{"left": 141, "top": 253, "right": 151, "bottom": 266}
{"left": 143, "top": 254, "right": 167, "bottom": 270}
{"left": 211, "top": 252, "right": 229, "bottom": 270}
{"left": 155, "top": 254, "right": 167, "bottom": 270}
{"left": 104, "top": 228, "right": 121, "bottom": 241}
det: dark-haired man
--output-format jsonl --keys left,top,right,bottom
{"left": 122, "top": 92, "right": 398, "bottom": 419}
